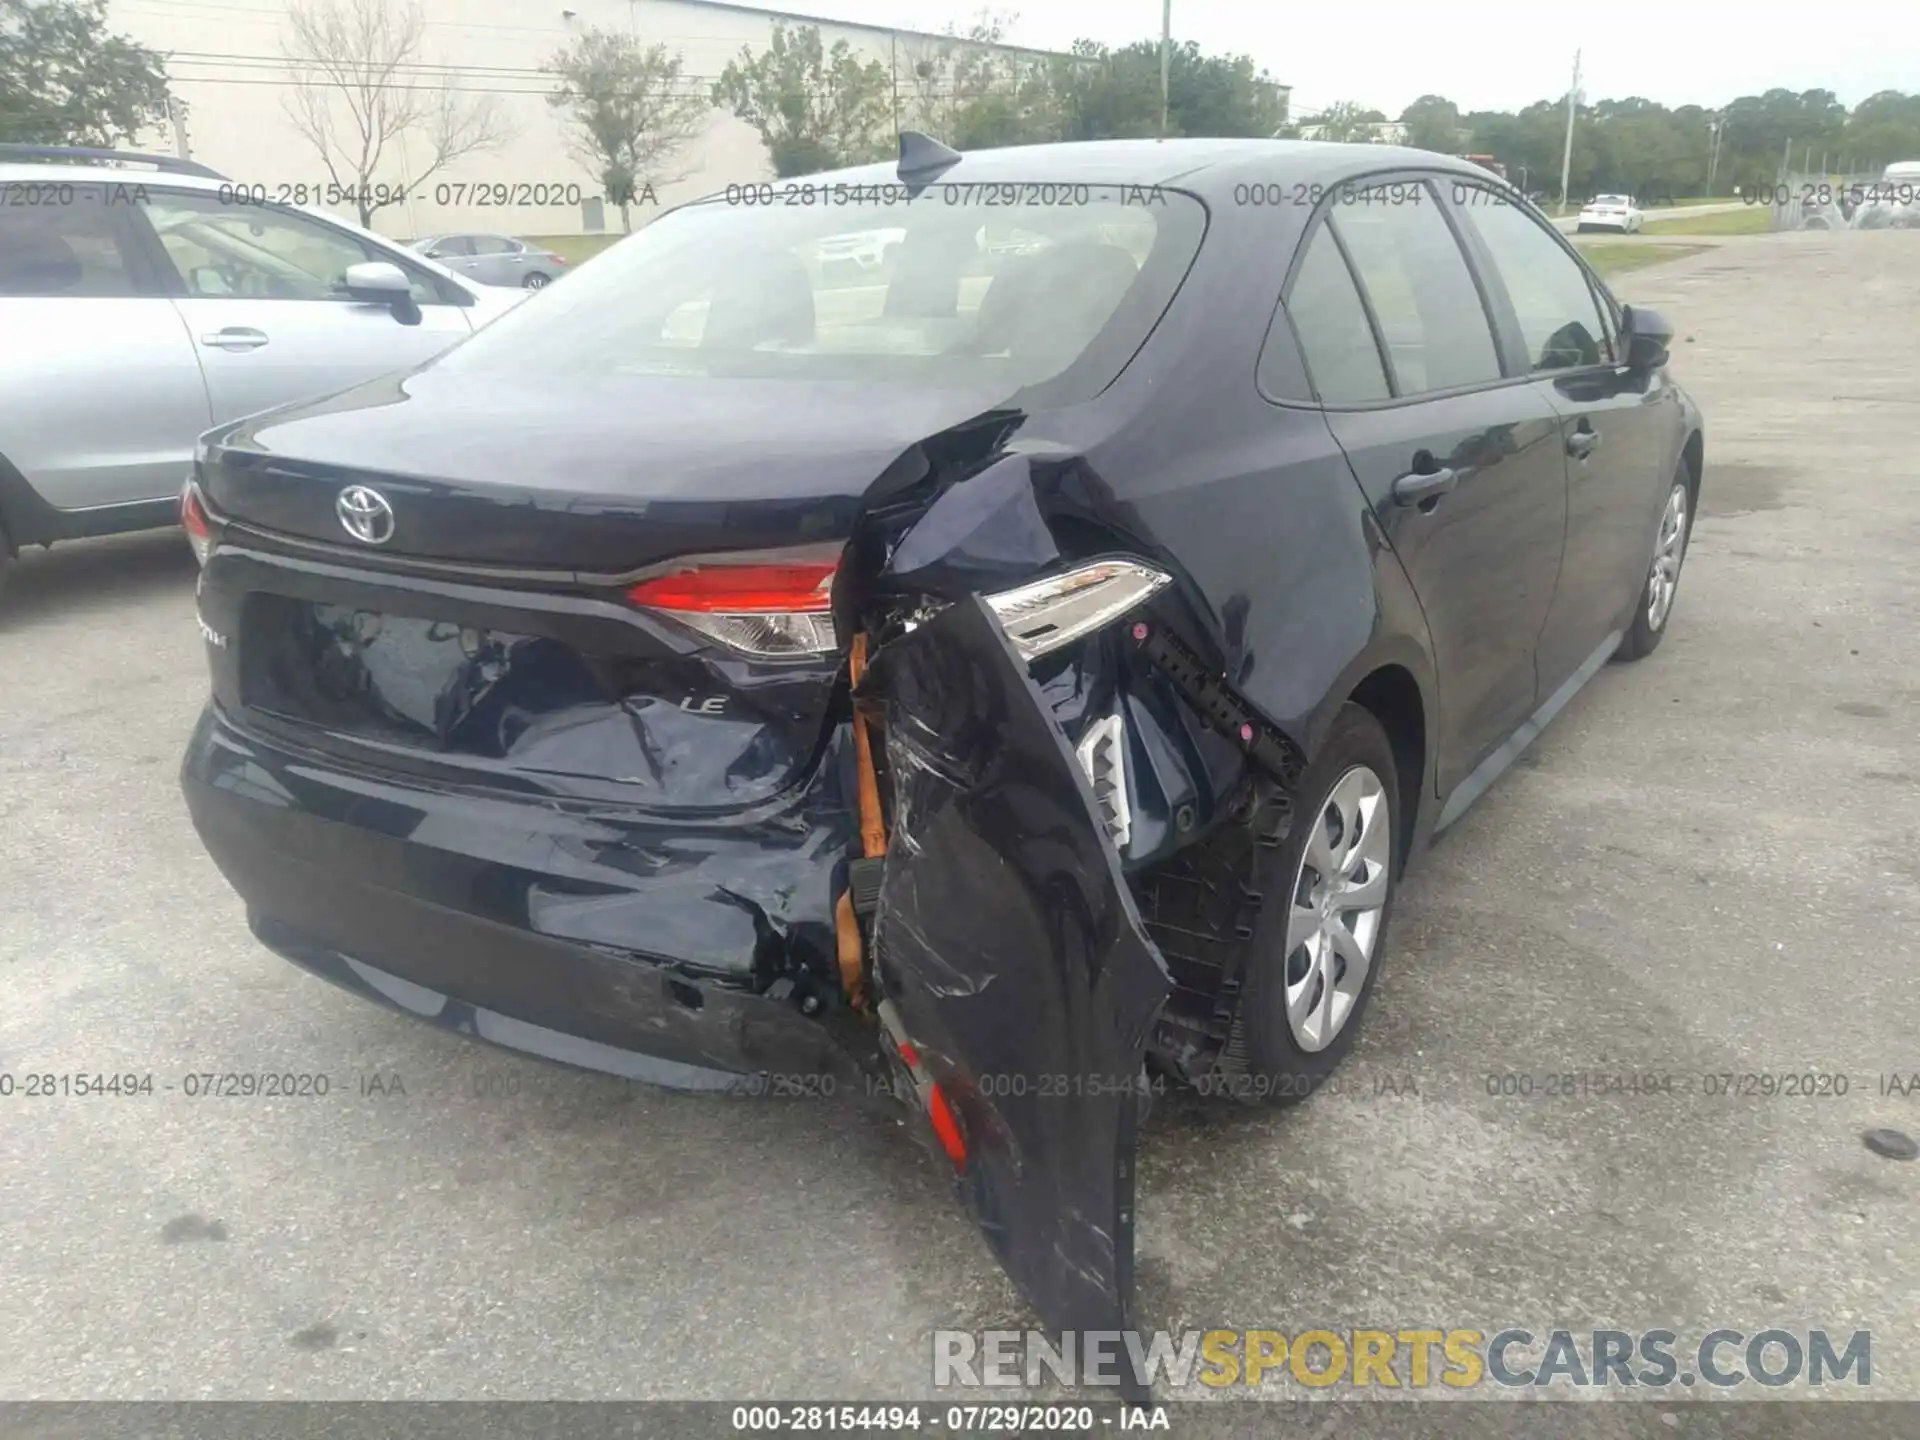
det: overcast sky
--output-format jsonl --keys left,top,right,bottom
{"left": 790, "top": 0, "right": 1916, "bottom": 117}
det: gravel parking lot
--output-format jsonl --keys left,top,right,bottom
{"left": 2, "top": 229, "right": 1917, "bottom": 1415}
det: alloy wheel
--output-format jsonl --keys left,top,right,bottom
{"left": 1647, "top": 483, "right": 1688, "bottom": 631}
{"left": 1284, "top": 765, "right": 1392, "bottom": 1052}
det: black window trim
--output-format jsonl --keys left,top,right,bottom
{"left": 1264, "top": 215, "right": 1395, "bottom": 405}
{"left": 1437, "top": 175, "right": 1623, "bottom": 377}
{"left": 121, "top": 186, "right": 475, "bottom": 307}
{"left": 1265, "top": 167, "right": 1521, "bottom": 413}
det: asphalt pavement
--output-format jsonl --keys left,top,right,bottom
{"left": 1, "top": 229, "right": 1917, "bottom": 1419}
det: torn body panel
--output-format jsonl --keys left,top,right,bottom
{"left": 860, "top": 596, "right": 1172, "bottom": 1337}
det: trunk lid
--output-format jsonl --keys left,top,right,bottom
{"left": 195, "top": 369, "right": 1019, "bottom": 807}
{"left": 200, "top": 369, "right": 1013, "bottom": 572}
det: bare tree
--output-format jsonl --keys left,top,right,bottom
{"left": 547, "top": 29, "right": 706, "bottom": 232}
{"left": 282, "top": 0, "right": 507, "bottom": 228}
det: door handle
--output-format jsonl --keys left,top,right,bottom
{"left": 1391, "top": 466, "right": 1458, "bottom": 506}
{"left": 1566, "top": 424, "right": 1600, "bottom": 459}
{"left": 200, "top": 327, "right": 269, "bottom": 351}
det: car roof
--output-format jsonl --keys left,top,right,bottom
{"left": 693, "top": 138, "right": 1519, "bottom": 204}
{"left": 0, "top": 161, "right": 230, "bottom": 190}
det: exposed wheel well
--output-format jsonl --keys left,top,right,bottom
{"left": 1347, "top": 665, "right": 1425, "bottom": 870}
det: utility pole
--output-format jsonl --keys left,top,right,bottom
{"left": 1557, "top": 48, "right": 1580, "bottom": 212}
{"left": 1158, "top": 0, "right": 1172, "bottom": 139}
{"left": 1706, "top": 116, "right": 1722, "bottom": 195}
{"left": 889, "top": 33, "right": 900, "bottom": 138}
{"left": 167, "top": 95, "right": 191, "bottom": 160}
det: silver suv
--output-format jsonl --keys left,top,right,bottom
{"left": 0, "top": 147, "right": 527, "bottom": 598}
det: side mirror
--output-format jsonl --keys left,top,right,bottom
{"left": 1619, "top": 303, "right": 1672, "bottom": 371}
{"left": 342, "top": 261, "right": 421, "bottom": 324}
{"left": 344, "top": 261, "right": 411, "bottom": 301}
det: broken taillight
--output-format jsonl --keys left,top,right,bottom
{"left": 180, "top": 479, "right": 214, "bottom": 566}
{"left": 626, "top": 557, "right": 838, "bottom": 658}
{"left": 983, "top": 560, "right": 1173, "bottom": 662}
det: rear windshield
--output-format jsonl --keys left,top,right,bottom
{"left": 433, "top": 182, "right": 1206, "bottom": 406}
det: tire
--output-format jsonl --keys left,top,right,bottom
{"left": 522, "top": 272, "right": 550, "bottom": 290}
{"left": 1214, "top": 704, "right": 1402, "bottom": 1107}
{"left": 1615, "top": 467, "right": 1692, "bottom": 661}
{"left": 1575, "top": 223, "right": 1591, "bottom": 233}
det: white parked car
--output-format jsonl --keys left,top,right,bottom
{"left": 812, "top": 226, "right": 906, "bottom": 279}
{"left": 1576, "top": 195, "right": 1644, "bottom": 233}
{"left": 1850, "top": 161, "right": 1920, "bottom": 230}
{"left": 0, "top": 144, "right": 527, "bottom": 595}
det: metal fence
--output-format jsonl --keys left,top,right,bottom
{"left": 1767, "top": 170, "right": 1920, "bottom": 231}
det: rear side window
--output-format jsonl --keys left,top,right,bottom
{"left": 469, "top": 235, "right": 517, "bottom": 255}
{"left": 0, "top": 184, "right": 141, "bottom": 297}
{"left": 1453, "top": 187, "right": 1614, "bottom": 371}
{"left": 1327, "top": 188, "right": 1503, "bottom": 396}
{"left": 1279, "top": 224, "right": 1389, "bottom": 403}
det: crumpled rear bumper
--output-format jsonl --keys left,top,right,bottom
{"left": 180, "top": 704, "right": 878, "bottom": 1091}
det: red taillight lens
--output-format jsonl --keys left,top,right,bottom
{"left": 625, "top": 559, "right": 839, "bottom": 658}
{"left": 627, "top": 562, "right": 836, "bottom": 614}
{"left": 180, "top": 481, "right": 213, "bottom": 566}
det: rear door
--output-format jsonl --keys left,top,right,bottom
{"left": 1444, "top": 180, "right": 1682, "bottom": 691}
{"left": 861, "top": 596, "right": 1171, "bottom": 1340}
{"left": 465, "top": 235, "right": 525, "bottom": 287}
{"left": 1285, "top": 178, "right": 1569, "bottom": 795}
{"left": 0, "top": 178, "right": 210, "bottom": 510}
{"left": 418, "top": 234, "right": 477, "bottom": 276}
{"left": 130, "top": 190, "right": 474, "bottom": 424}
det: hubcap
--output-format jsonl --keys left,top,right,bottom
{"left": 1647, "top": 483, "right": 1688, "bottom": 631}
{"left": 1284, "top": 765, "right": 1391, "bottom": 1052}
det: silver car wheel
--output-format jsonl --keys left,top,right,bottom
{"left": 524, "top": 272, "right": 550, "bottom": 290}
{"left": 1646, "top": 482, "right": 1688, "bottom": 631}
{"left": 1284, "top": 764, "right": 1391, "bottom": 1053}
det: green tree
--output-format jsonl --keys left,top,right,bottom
{"left": 901, "top": 11, "right": 1059, "bottom": 151}
{"left": 1841, "top": 89, "right": 1920, "bottom": 172}
{"left": 1047, "top": 40, "right": 1161, "bottom": 142}
{"left": 0, "top": 0, "right": 170, "bottom": 146}
{"left": 1158, "top": 39, "right": 1287, "bottom": 137}
{"left": 548, "top": 30, "right": 707, "bottom": 231}
{"left": 1301, "top": 101, "right": 1388, "bottom": 142}
{"left": 1050, "top": 38, "right": 1284, "bottom": 143}
{"left": 1399, "top": 94, "right": 1463, "bottom": 153}
{"left": 711, "top": 21, "right": 892, "bottom": 177}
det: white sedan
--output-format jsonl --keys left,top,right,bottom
{"left": 1576, "top": 195, "right": 1645, "bottom": 233}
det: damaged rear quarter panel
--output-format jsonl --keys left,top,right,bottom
{"left": 861, "top": 596, "right": 1171, "bottom": 1335}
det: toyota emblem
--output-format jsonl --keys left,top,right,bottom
{"left": 336, "top": 485, "right": 395, "bottom": 545}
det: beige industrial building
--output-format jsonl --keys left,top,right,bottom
{"left": 109, "top": 0, "right": 1090, "bottom": 240}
